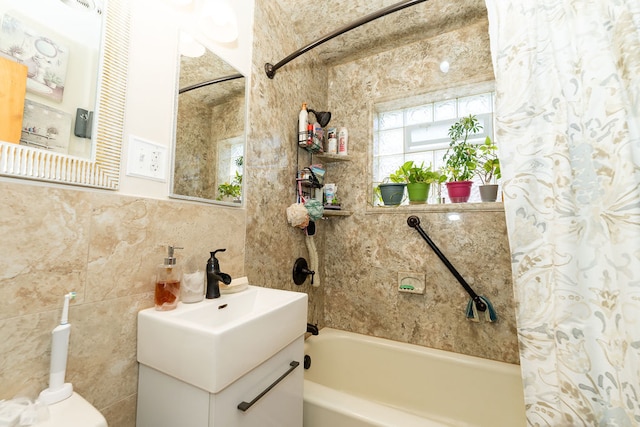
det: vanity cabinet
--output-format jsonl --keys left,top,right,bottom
{"left": 137, "top": 337, "right": 303, "bottom": 427}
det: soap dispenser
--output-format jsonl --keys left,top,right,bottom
{"left": 154, "top": 245, "right": 183, "bottom": 311}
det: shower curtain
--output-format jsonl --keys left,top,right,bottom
{"left": 485, "top": 1, "right": 640, "bottom": 425}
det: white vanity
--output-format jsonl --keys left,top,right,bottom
{"left": 136, "top": 286, "right": 307, "bottom": 427}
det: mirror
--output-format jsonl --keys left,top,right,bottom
{"left": 170, "top": 38, "right": 246, "bottom": 206}
{"left": 0, "top": 0, "right": 129, "bottom": 190}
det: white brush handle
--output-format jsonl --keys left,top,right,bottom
{"left": 48, "top": 323, "right": 70, "bottom": 391}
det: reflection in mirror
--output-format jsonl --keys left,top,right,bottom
{"left": 170, "top": 36, "right": 246, "bottom": 205}
{"left": 0, "top": 0, "right": 101, "bottom": 158}
{"left": 0, "top": 0, "right": 129, "bottom": 190}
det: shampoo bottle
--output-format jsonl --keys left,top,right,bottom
{"left": 298, "top": 103, "right": 308, "bottom": 147}
{"left": 154, "top": 245, "right": 183, "bottom": 311}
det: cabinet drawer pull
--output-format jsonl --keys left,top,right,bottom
{"left": 237, "top": 361, "right": 300, "bottom": 412}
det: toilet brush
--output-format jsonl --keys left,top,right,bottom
{"left": 38, "top": 292, "right": 76, "bottom": 405}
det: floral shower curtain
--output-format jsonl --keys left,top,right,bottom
{"left": 485, "top": 1, "right": 640, "bottom": 425}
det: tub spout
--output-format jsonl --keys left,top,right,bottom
{"left": 307, "top": 323, "right": 319, "bottom": 335}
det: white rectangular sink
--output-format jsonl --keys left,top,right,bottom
{"left": 137, "top": 285, "right": 308, "bottom": 393}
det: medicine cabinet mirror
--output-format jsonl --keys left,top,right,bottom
{"left": 170, "top": 39, "right": 247, "bottom": 206}
{"left": 0, "top": 0, "right": 129, "bottom": 190}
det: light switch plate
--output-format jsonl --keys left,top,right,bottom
{"left": 397, "top": 272, "right": 426, "bottom": 294}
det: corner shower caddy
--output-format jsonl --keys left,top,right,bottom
{"left": 296, "top": 143, "right": 352, "bottom": 217}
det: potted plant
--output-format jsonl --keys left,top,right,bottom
{"left": 377, "top": 170, "right": 406, "bottom": 206}
{"left": 217, "top": 170, "right": 242, "bottom": 202}
{"left": 392, "top": 160, "right": 445, "bottom": 204}
{"left": 443, "top": 115, "right": 481, "bottom": 203}
{"left": 475, "top": 136, "right": 501, "bottom": 202}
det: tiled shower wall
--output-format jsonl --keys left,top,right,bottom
{"left": 246, "top": 0, "right": 520, "bottom": 363}
{"left": 321, "top": 18, "right": 520, "bottom": 363}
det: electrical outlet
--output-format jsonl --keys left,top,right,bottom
{"left": 397, "top": 272, "right": 426, "bottom": 294}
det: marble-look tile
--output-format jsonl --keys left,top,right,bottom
{"left": 85, "top": 195, "right": 246, "bottom": 302}
{"left": 0, "top": 309, "right": 59, "bottom": 399}
{"left": 65, "top": 293, "right": 152, "bottom": 410}
{"left": 0, "top": 182, "right": 92, "bottom": 320}
{"left": 100, "top": 393, "right": 137, "bottom": 427}
{"left": 244, "top": 0, "right": 327, "bottom": 320}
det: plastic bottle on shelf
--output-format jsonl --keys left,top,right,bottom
{"left": 298, "top": 103, "right": 309, "bottom": 147}
{"left": 338, "top": 127, "right": 348, "bottom": 155}
{"left": 326, "top": 128, "right": 337, "bottom": 154}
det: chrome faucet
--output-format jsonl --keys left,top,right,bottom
{"left": 206, "top": 249, "right": 232, "bottom": 299}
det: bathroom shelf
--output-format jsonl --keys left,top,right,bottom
{"left": 314, "top": 153, "right": 351, "bottom": 162}
{"left": 324, "top": 209, "right": 352, "bottom": 217}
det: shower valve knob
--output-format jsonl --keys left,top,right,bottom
{"left": 293, "top": 257, "right": 315, "bottom": 286}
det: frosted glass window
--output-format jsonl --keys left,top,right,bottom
{"left": 405, "top": 105, "right": 433, "bottom": 125}
{"left": 433, "top": 99, "right": 457, "bottom": 121}
{"left": 375, "top": 154, "right": 405, "bottom": 182}
{"left": 377, "top": 128, "right": 404, "bottom": 155}
{"left": 378, "top": 111, "right": 403, "bottom": 130}
{"left": 218, "top": 136, "right": 244, "bottom": 185}
{"left": 373, "top": 90, "right": 496, "bottom": 204}
{"left": 406, "top": 122, "right": 451, "bottom": 151}
{"left": 459, "top": 93, "right": 493, "bottom": 116}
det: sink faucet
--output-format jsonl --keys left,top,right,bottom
{"left": 206, "top": 249, "right": 232, "bottom": 299}
{"left": 306, "top": 323, "right": 319, "bottom": 335}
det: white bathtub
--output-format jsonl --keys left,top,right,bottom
{"left": 303, "top": 328, "right": 526, "bottom": 427}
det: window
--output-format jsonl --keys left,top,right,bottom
{"left": 373, "top": 91, "right": 496, "bottom": 204}
{"left": 217, "top": 136, "right": 244, "bottom": 200}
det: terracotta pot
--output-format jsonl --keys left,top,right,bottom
{"left": 445, "top": 180, "right": 473, "bottom": 203}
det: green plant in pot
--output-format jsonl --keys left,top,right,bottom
{"left": 392, "top": 160, "right": 444, "bottom": 204}
{"left": 217, "top": 170, "right": 242, "bottom": 202}
{"left": 444, "top": 115, "right": 481, "bottom": 203}
{"left": 476, "top": 136, "right": 501, "bottom": 202}
{"left": 377, "top": 170, "right": 406, "bottom": 206}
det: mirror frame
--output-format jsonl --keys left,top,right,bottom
{"left": 0, "top": 0, "right": 130, "bottom": 190}
{"left": 169, "top": 44, "right": 248, "bottom": 207}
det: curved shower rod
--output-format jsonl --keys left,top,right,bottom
{"left": 264, "top": 0, "right": 428, "bottom": 79}
{"left": 179, "top": 73, "right": 244, "bottom": 94}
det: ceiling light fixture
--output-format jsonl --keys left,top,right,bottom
{"left": 198, "top": 0, "right": 238, "bottom": 43}
{"left": 179, "top": 31, "right": 205, "bottom": 58}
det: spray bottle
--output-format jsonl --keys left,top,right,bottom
{"left": 38, "top": 292, "right": 76, "bottom": 405}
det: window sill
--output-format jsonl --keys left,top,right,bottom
{"left": 365, "top": 202, "right": 504, "bottom": 215}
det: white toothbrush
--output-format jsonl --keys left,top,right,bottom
{"left": 38, "top": 292, "right": 76, "bottom": 405}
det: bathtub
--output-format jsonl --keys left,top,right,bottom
{"left": 303, "top": 328, "right": 526, "bottom": 427}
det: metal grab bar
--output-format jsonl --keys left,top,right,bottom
{"left": 407, "top": 216, "right": 487, "bottom": 312}
{"left": 237, "top": 361, "right": 300, "bottom": 412}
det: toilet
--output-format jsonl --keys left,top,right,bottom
{"left": 34, "top": 393, "right": 107, "bottom": 427}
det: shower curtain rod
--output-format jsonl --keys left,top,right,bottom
{"left": 179, "top": 73, "right": 244, "bottom": 94}
{"left": 264, "top": 0, "right": 428, "bottom": 79}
